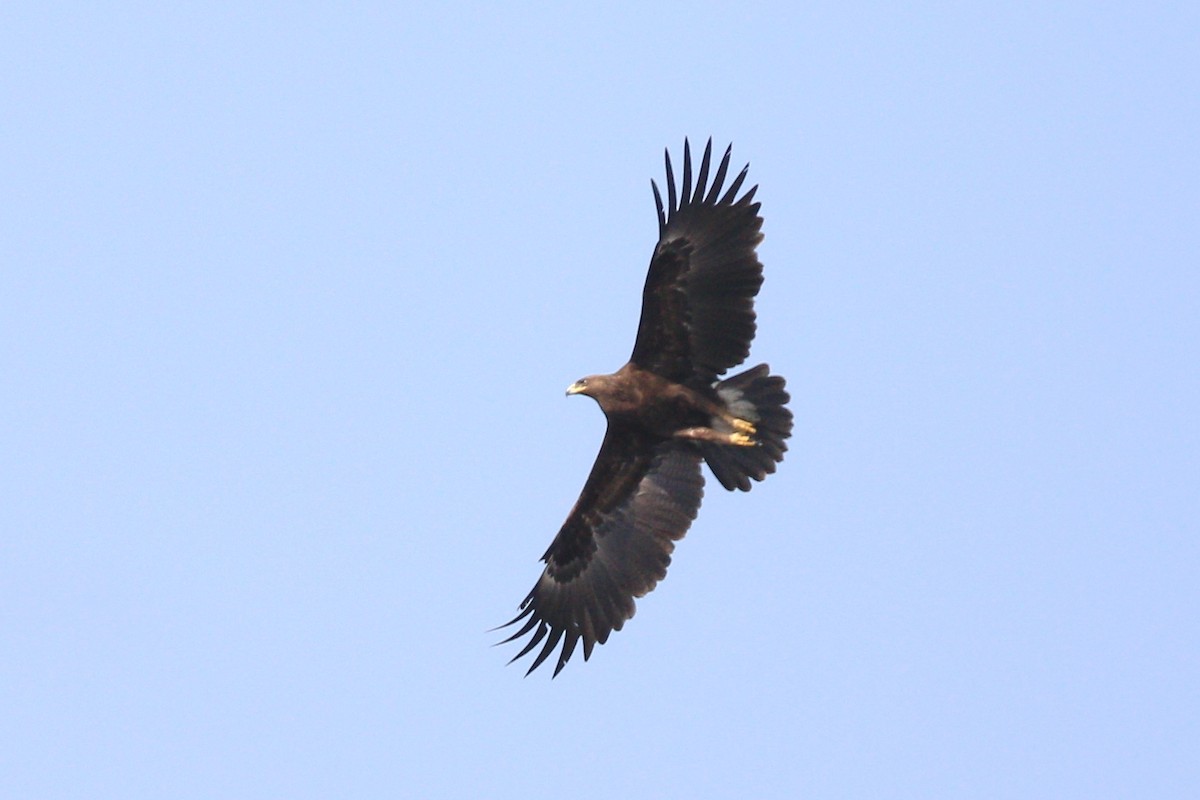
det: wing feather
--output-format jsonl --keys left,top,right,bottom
{"left": 498, "top": 427, "right": 704, "bottom": 676}
{"left": 632, "top": 139, "right": 765, "bottom": 384}
{"left": 680, "top": 139, "right": 693, "bottom": 205}
{"left": 704, "top": 144, "right": 732, "bottom": 205}
{"left": 665, "top": 147, "right": 678, "bottom": 224}
{"left": 692, "top": 139, "right": 712, "bottom": 205}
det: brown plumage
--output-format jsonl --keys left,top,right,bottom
{"left": 498, "top": 140, "right": 792, "bottom": 676}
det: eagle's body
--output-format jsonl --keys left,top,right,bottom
{"left": 569, "top": 366, "right": 712, "bottom": 434}
{"left": 499, "top": 140, "right": 792, "bottom": 676}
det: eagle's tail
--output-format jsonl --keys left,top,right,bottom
{"left": 702, "top": 364, "right": 793, "bottom": 492}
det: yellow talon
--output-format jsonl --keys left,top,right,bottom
{"left": 731, "top": 418, "right": 757, "bottom": 435}
{"left": 730, "top": 432, "right": 756, "bottom": 447}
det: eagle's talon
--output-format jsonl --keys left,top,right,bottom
{"left": 731, "top": 418, "right": 757, "bottom": 435}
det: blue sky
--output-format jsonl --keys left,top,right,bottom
{"left": 2, "top": 3, "right": 1197, "bottom": 798}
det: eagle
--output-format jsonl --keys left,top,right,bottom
{"left": 498, "top": 139, "right": 792, "bottom": 676}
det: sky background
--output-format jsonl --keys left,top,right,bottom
{"left": 2, "top": 3, "right": 1197, "bottom": 798}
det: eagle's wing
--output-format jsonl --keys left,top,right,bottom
{"left": 630, "top": 139, "right": 766, "bottom": 385}
{"left": 498, "top": 426, "right": 704, "bottom": 676}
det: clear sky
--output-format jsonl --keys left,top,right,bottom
{"left": 3, "top": 4, "right": 1197, "bottom": 798}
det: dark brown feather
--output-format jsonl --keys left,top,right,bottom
{"left": 498, "top": 428, "right": 704, "bottom": 676}
{"left": 633, "top": 139, "right": 765, "bottom": 385}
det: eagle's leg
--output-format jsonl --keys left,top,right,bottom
{"left": 667, "top": 383, "right": 759, "bottom": 437}
{"left": 673, "top": 426, "right": 757, "bottom": 447}
{"left": 697, "top": 395, "right": 758, "bottom": 435}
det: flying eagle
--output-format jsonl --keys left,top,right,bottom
{"left": 499, "top": 139, "right": 792, "bottom": 676}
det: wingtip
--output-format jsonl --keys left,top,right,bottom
{"left": 681, "top": 139, "right": 693, "bottom": 204}
{"left": 720, "top": 163, "right": 751, "bottom": 205}
{"left": 651, "top": 178, "right": 665, "bottom": 231}
{"left": 664, "top": 147, "right": 677, "bottom": 220}
{"left": 690, "top": 138, "right": 711, "bottom": 205}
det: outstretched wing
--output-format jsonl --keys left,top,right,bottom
{"left": 630, "top": 139, "right": 766, "bottom": 385}
{"left": 498, "top": 426, "right": 704, "bottom": 677}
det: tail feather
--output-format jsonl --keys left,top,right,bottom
{"left": 702, "top": 364, "right": 792, "bottom": 492}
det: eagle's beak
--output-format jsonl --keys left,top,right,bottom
{"left": 566, "top": 381, "right": 585, "bottom": 396}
